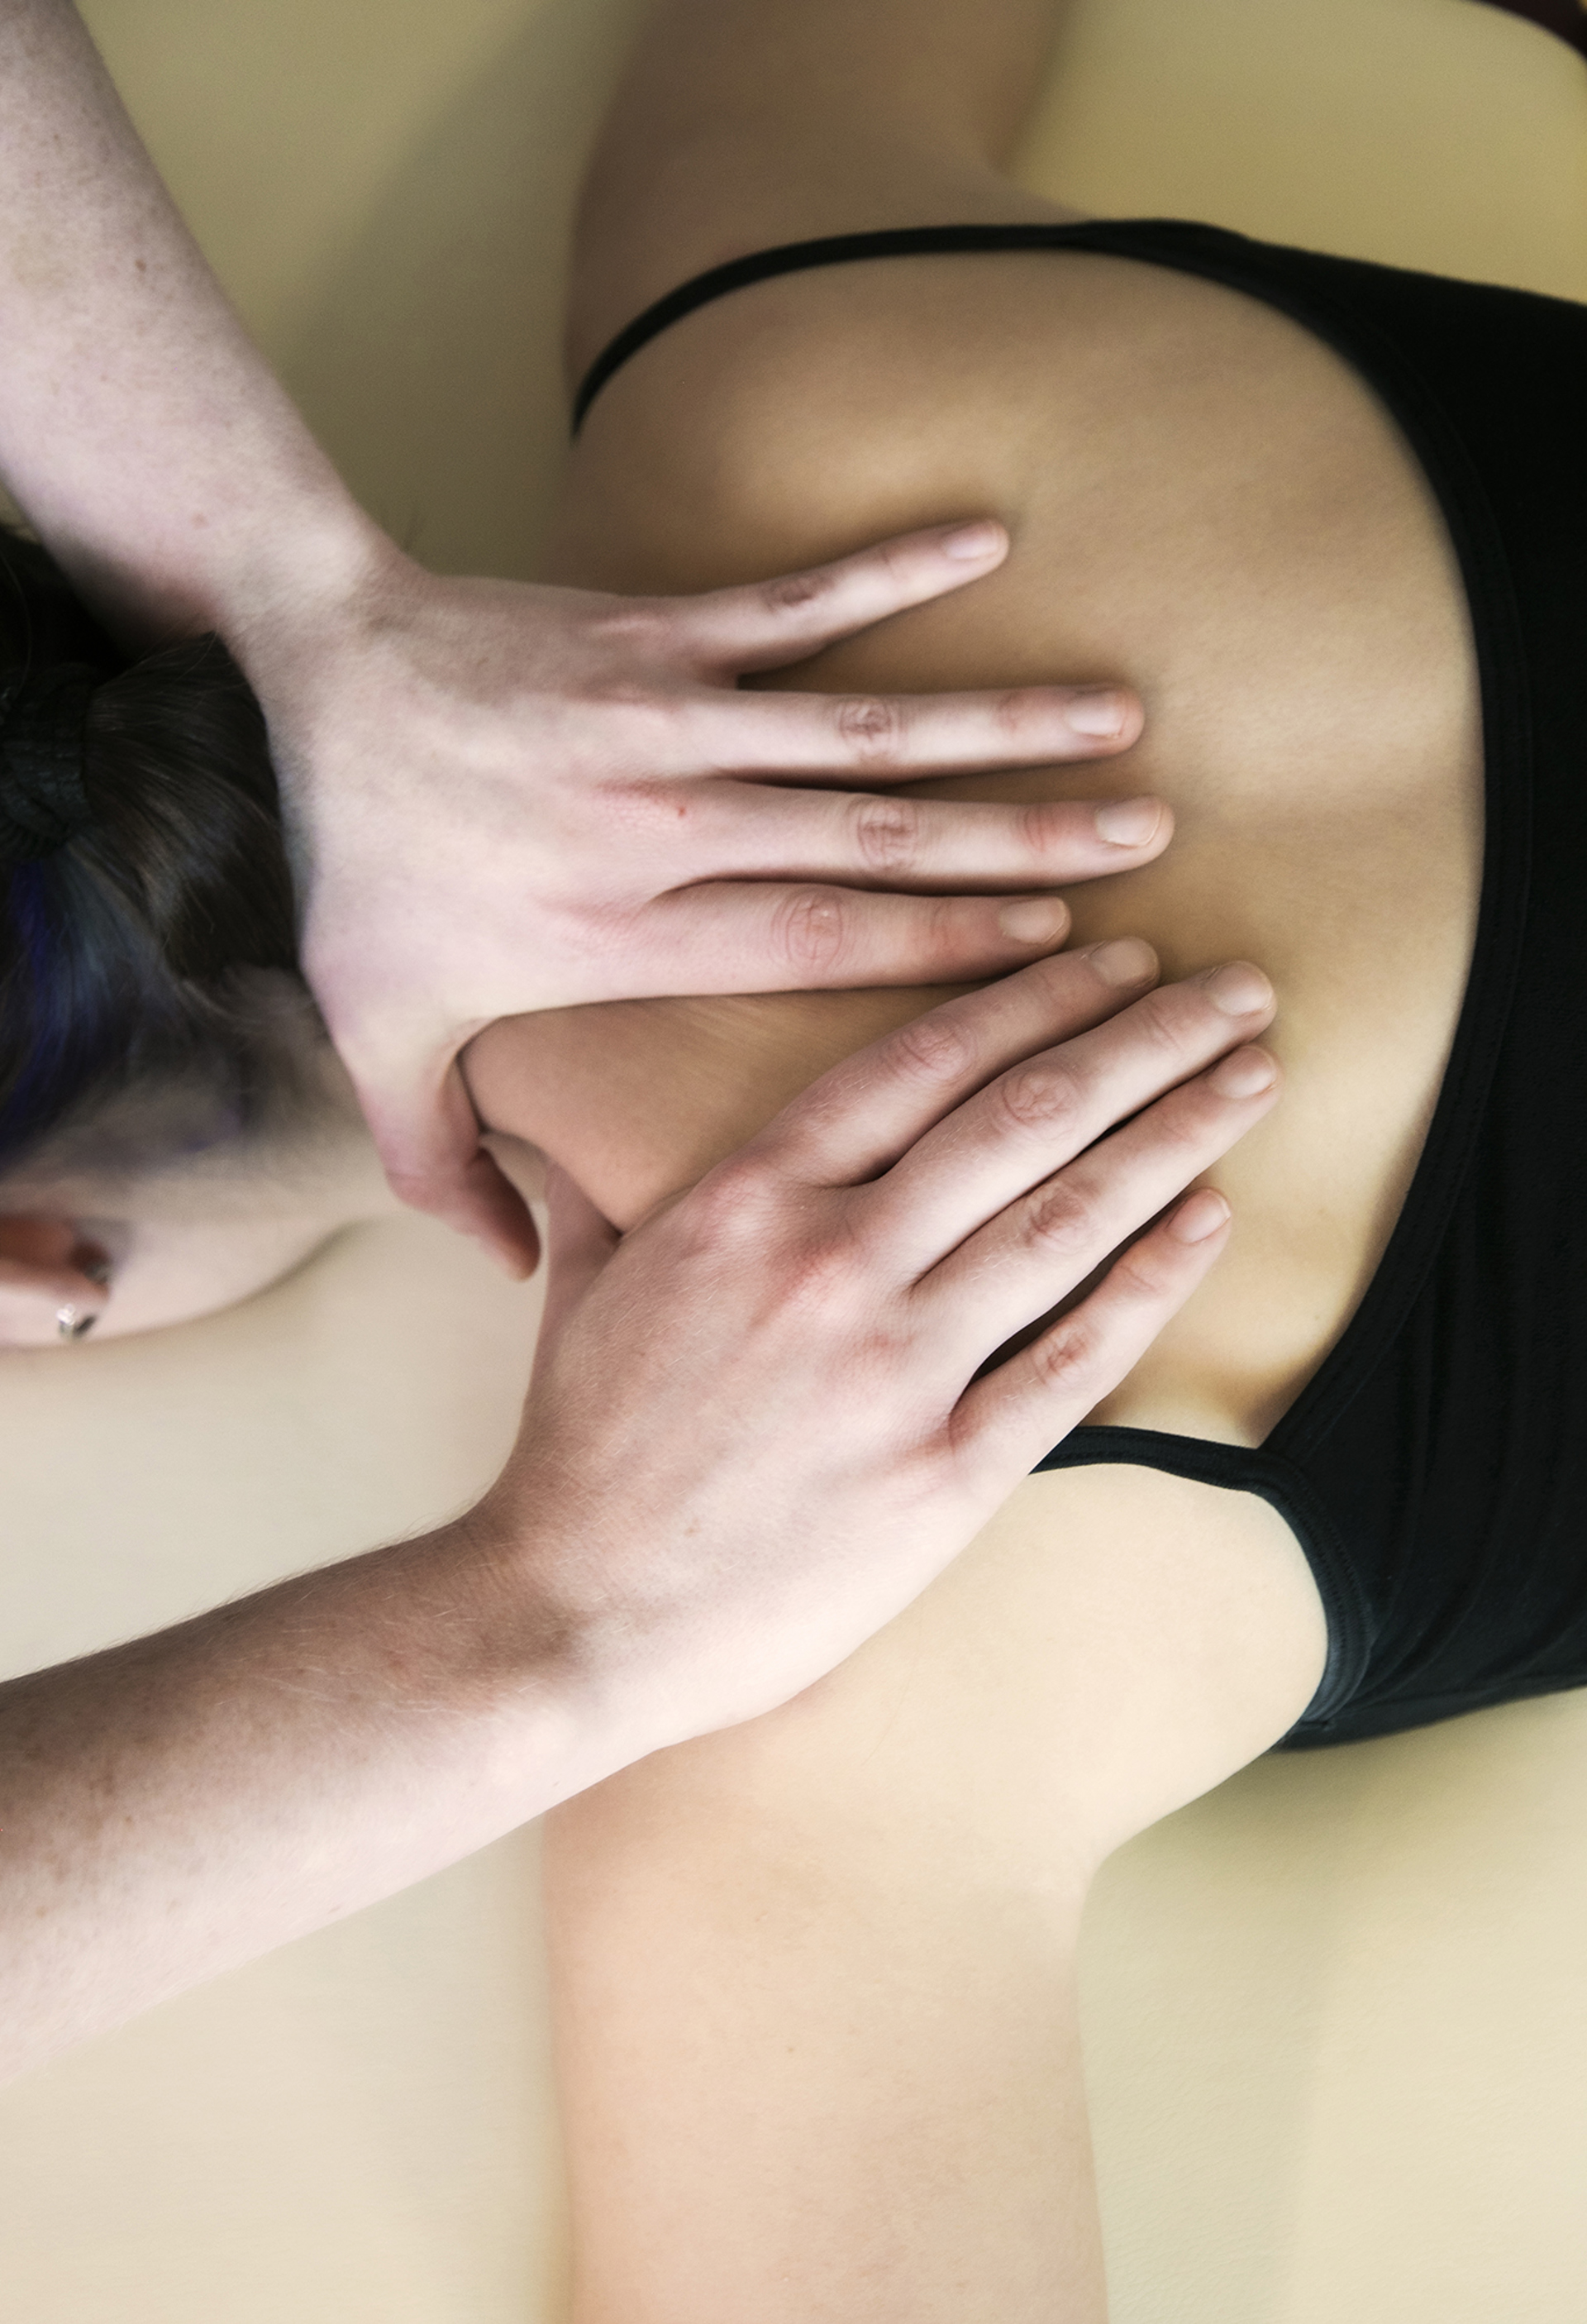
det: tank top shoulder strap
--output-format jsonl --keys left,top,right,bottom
{"left": 570, "top": 220, "right": 1218, "bottom": 432}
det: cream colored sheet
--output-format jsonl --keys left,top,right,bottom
{"left": 2, "top": 2, "right": 1585, "bottom": 2318}
{"left": 0, "top": 1219, "right": 558, "bottom": 2323}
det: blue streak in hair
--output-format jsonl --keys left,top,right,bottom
{"left": 0, "top": 864, "right": 61, "bottom": 1148}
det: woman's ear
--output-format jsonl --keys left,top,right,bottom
{"left": 0, "top": 1216, "right": 112, "bottom": 1342}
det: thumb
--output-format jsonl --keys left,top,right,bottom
{"left": 360, "top": 1055, "right": 541, "bottom": 1277}
{"left": 535, "top": 1164, "right": 621, "bottom": 1363}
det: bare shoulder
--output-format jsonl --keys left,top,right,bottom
{"left": 557, "top": 1463, "right": 1327, "bottom": 1873}
{"left": 542, "top": 238, "right": 1482, "bottom": 1448}
{"left": 568, "top": 0, "right": 1081, "bottom": 375}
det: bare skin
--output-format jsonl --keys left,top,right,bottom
{"left": 460, "top": 2, "right": 1483, "bottom": 2316}
{"left": 0, "top": 952, "right": 1277, "bottom": 2082}
{"left": 0, "top": 0, "right": 1182, "bottom": 1272}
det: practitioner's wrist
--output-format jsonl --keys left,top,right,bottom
{"left": 444, "top": 1489, "right": 713, "bottom": 1800}
{"left": 205, "top": 494, "right": 407, "bottom": 702}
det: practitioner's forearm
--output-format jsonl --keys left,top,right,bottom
{"left": 0, "top": 952, "right": 1276, "bottom": 2086}
{"left": 0, "top": 0, "right": 379, "bottom": 644}
{"left": 0, "top": 1515, "right": 613, "bottom": 2085}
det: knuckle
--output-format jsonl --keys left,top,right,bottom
{"left": 686, "top": 1151, "right": 779, "bottom": 1242}
{"left": 770, "top": 884, "right": 857, "bottom": 976}
{"left": 995, "top": 687, "right": 1040, "bottom": 741}
{"left": 850, "top": 792, "right": 925, "bottom": 876}
{"left": 984, "top": 685, "right": 1065, "bottom": 750}
{"left": 769, "top": 1219, "right": 870, "bottom": 1319}
{"left": 1146, "top": 1090, "right": 1215, "bottom": 1163}
{"left": 1127, "top": 988, "right": 1199, "bottom": 1067}
{"left": 913, "top": 894, "right": 978, "bottom": 971}
{"left": 1027, "top": 1319, "right": 1099, "bottom": 1397}
{"left": 881, "top": 1009, "right": 976, "bottom": 1090}
{"left": 593, "top": 599, "right": 674, "bottom": 661}
{"left": 596, "top": 767, "right": 682, "bottom": 835}
{"left": 1017, "top": 947, "right": 1086, "bottom": 1009}
{"left": 1112, "top": 1235, "right": 1177, "bottom": 1301}
{"left": 583, "top": 684, "right": 688, "bottom": 763}
{"left": 995, "top": 1062, "right": 1082, "bottom": 1138}
{"left": 833, "top": 694, "right": 905, "bottom": 766}
{"left": 761, "top": 566, "right": 835, "bottom": 616}
{"left": 1023, "top": 1176, "right": 1097, "bottom": 1257}
{"left": 1017, "top": 797, "right": 1075, "bottom": 861}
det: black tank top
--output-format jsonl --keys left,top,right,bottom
{"left": 574, "top": 218, "right": 1587, "bottom": 1749}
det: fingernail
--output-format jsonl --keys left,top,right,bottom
{"left": 1201, "top": 961, "right": 1273, "bottom": 1016}
{"left": 1170, "top": 1189, "right": 1232, "bottom": 1243}
{"left": 1208, "top": 1046, "right": 1278, "bottom": 1098}
{"left": 1067, "top": 691, "right": 1133, "bottom": 739}
{"left": 1094, "top": 793, "right": 1161, "bottom": 842}
{"left": 1088, "top": 936, "right": 1157, "bottom": 986}
{"left": 938, "top": 521, "right": 1006, "bottom": 561}
{"left": 998, "top": 896, "right": 1070, "bottom": 946}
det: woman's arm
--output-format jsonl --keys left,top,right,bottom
{"left": 0, "top": 952, "right": 1277, "bottom": 2083}
{"left": 547, "top": 1454, "right": 1325, "bottom": 2324}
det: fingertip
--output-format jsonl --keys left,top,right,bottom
{"left": 936, "top": 520, "right": 1009, "bottom": 565}
{"left": 503, "top": 1230, "right": 542, "bottom": 1281}
{"left": 1094, "top": 792, "right": 1168, "bottom": 846}
{"left": 1205, "top": 1045, "right": 1280, "bottom": 1100}
{"left": 1065, "top": 691, "right": 1141, "bottom": 745}
{"left": 1086, "top": 936, "right": 1158, "bottom": 988}
{"left": 457, "top": 1203, "right": 539, "bottom": 1278}
{"left": 486, "top": 1207, "right": 542, "bottom": 1279}
{"left": 995, "top": 895, "right": 1070, "bottom": 949}
{"left": 1201, "top": 962, "right": 1275, "bottom": 1019}
{"left": 1168, "top": 1188, "right": 1232, "bottom": 1244}
{"left": 449, "top": 1152, "right": 542, "bottom": 1277}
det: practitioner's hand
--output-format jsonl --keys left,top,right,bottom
{"left": 484, "top": 943, "right": 1278, "bottom": 1767}
{"left": 246, "top": 525, "right": 1161, "bottom": 1276}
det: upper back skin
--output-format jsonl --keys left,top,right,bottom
{"left": 462, "top": 0, "right": 1493, "bottom": 1854}
{"left": 460, "top": 0, "right": 1485, "bottom": 1789}
{"left": 476, "top": 223, "right": 1481, "bottom": 1458}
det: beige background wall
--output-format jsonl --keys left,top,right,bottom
{"left": 2, "top": 3, "right": 1586, "bottom": 2319}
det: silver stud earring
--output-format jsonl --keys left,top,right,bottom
{"left": 56, "top": 1255, "right": 112, "bottom": 1340}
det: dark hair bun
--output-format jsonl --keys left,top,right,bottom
{"left": 0, "top": 529, "right": 308, "bottom": 1176}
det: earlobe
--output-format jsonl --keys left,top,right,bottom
{"left": 0, "top": 1217, "right": 113, "bottom": 1343}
